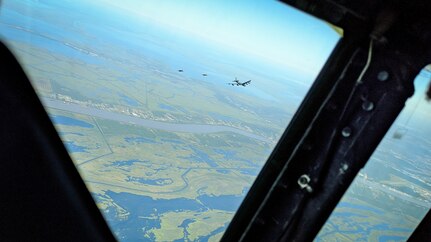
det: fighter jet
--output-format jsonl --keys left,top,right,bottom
{"left": 178, "top": 69, "right": 183, "bottom": 72}
{"left": 228, "top": 77, "right": 251, "bottom": 86}
{"left": 202, "top": 73, "right": 208, "bottom": 76}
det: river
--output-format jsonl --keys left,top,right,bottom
{"left": 41, "top": 98, "right": 269, "bottom": 142}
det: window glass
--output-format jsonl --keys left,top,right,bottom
{"left": 0, "top": 0, "right": 339, "bottom": 240}
{"left": 316, "top": 69, "right": 431, "bottom": 241}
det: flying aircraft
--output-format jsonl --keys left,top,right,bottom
{"left": 228, "top": 77, "right": 251, "bottom": 86}
{"left": 178, "top": 69, "right": 183, "bottom": 72}
{"left": 427, "top": 80, "right": 431, "bottom": 100}
{"left": 202, "top": 73, "right": 208, "bottom": 76}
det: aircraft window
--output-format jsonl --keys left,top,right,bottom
{"left": 0, "top": 0, "right": 339, "bottom": 240}
{"left": 316, "top": 68, "right": 431, "bottom": 241}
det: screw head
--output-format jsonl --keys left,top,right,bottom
{"left": 362, "top": 101, "right": 374, "bottom": 111}
{"left": 298, "top": 174, "right": 313, "bottom": 193}
{"left": 342, "top": 164, "right": 349, "bottom": 171}
{"left": 298, "top": 174, "right": 310, "bottom": 186}
{"left": 299, "top": 177, "right": 308, "bottom": 185}
{"left": 341, "top": 127, "right": 352, "bottom": 137}
{"left": 377, "top": 71, "right": 389, "bottom": 81}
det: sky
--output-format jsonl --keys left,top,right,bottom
{"left": 98, "top": 0, "right": 340, "bottom": 75}
{"left": 96, "top": 0, "right": 430, "bottom": 120}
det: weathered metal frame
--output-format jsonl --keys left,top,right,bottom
{"left": 222, "top": 1, "right": 431, "bottom": 241}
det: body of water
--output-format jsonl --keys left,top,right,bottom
{"left": 188, "top": 147, "right": 218, "bottom": 168}
{"left": 103, "top": 190, "right": 244, "bottom": 240}
{"left": 64, "top": 141, "right": 87, "bottom": 152}
{"left": 120, "top": 94, "right": 140, "bottom": 107}
{"left": 111, "top": 159, "right": 147, "bottom": 167}
{"left": 50, "top": 115, "right": 94, "bottom": 128}
{"left": 124, "top": 137, "right": 156, "bottom": 144}
{"left": 159, "top": 104, "right": 175, "bottom": 111}
{"left": 42, "top": 98, "right": 269, "bottom": 142}
{"left": 197, "top": 194, "right": 243, "bottom": 212}
{"left": 126, "top": 176, "right": 173, "bottom": 186}
{"left": 337, "top": 202, "right": 384, "bottom": 215}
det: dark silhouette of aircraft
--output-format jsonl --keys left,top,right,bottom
{"left": 202, "top": 73, "right": 208, "bottom": 76}
{"left": 178, "top": 69, "right": 183, "bottom": 72}
{"left": 427, "top": 81, "right": 431, "bottom": 100}
{"left": 228, "top": 77, "right": 251, "bottom": 86}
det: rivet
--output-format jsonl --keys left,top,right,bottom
{"left": 377, "top": 71, "right": 389, "bottom": 81}
{"left": 362, "top": 101, "right": 374, "bottom": 111}
{"left": 342, "top": 164, "right": 349, "bottom": 171}
{"left": 341, "top": 127, "right": 352, "bottom": 137}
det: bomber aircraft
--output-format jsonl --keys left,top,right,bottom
{"left": 228, "top": 77, "right": 251, "bottom": 86}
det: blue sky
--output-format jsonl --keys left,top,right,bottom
{"left": 99, "top": 0, "right": 340, "bottom": 75}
